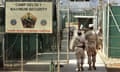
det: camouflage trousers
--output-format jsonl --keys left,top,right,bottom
{"left": 75, "top": 47, "right": 85, "bottom": 69}
{"left": 86, "top": 41, "right": 97, "bottom": 66}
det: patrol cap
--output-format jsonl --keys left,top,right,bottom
{"left": 89, "top": 24, "right": 94, "bottom": 30}
{"left": 89, "top": 24, "right": 94, "bottom": 27}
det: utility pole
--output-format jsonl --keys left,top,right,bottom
{"left": 21, "top": 34, "right": 23, "bottom": 72}
{"left": 67, "top": 1, "right": 70, "bottom": 64}
{"left": 56, "top": 0, "right": 60, "bottom": 72}
{"left": 2, "top": 33, "right": 5, "bottom": 68}
{"left": 36, "top": 34, "right": 38, "bottom": 62}
{"left": 106, "top": 0, "right": 110, "bottom": 57}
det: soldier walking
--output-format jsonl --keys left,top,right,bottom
{"left": 85, "top": 25, "right": 98, "bottom": 70}
{"left": 70, "top": 30, "right": 86, "bottom": 71}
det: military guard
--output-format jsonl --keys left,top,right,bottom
{"left": 70, "top": 30, "right": 86, "bottom": 71}
{"left": 85, "top": 24, "right": 98, "bottom": 70}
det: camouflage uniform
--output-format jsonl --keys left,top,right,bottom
{"left": 85, "top": 28, "right": 98, "bottom": 70}
{"left": 70, "top": 31, "right": 86, "bottom": 71}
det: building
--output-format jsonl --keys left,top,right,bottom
{"left": 102, "top": 0, "right": 120, "bottom": 60}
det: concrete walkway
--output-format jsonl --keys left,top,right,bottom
{"left": 0, "top": 51, "right": 107, "bottom": 72}
{"left": 60, "top": 51, "right": 107, "bottom": 72}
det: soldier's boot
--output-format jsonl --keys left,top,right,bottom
{"left": 88, "top": 64, "right": 92, "bottom": 70}
{"left": 93, "top": 62, "right": 96, "bottom": 70}
{"left": 92, "top": 55, "right": 96, "bottom": 70}
{"left": 88, "top": 57, "right": 92, "bottom": 70}
{"left": 81, "top": 66, "right": 84, "bottom": 71}
{"left": 77, "top": 63, "right": 80, "bottom": 71}
{"left": 93, "top": 65, "right": 96, "bottom": 70}
{"left": 80, "top": 63, "right": 84, "bottom": 71}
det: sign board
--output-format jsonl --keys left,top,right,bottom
{"left": 6, "top": 2, "right": 53, "bottom": 33}
{"left": 0, "top": 0, "right": 3, "bottom": 4}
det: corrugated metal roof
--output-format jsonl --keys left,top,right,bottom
{"left": 69, "top": 2, "right": 91, "bottom": 12}
{"left": 70, "top": 2, "right": 90, "bottom": 10}
{"left": 60, "top": 0, "right": 99, "bottom": 12}
{"left": 103, "top": 0, "right": 120, "bottom": 4}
